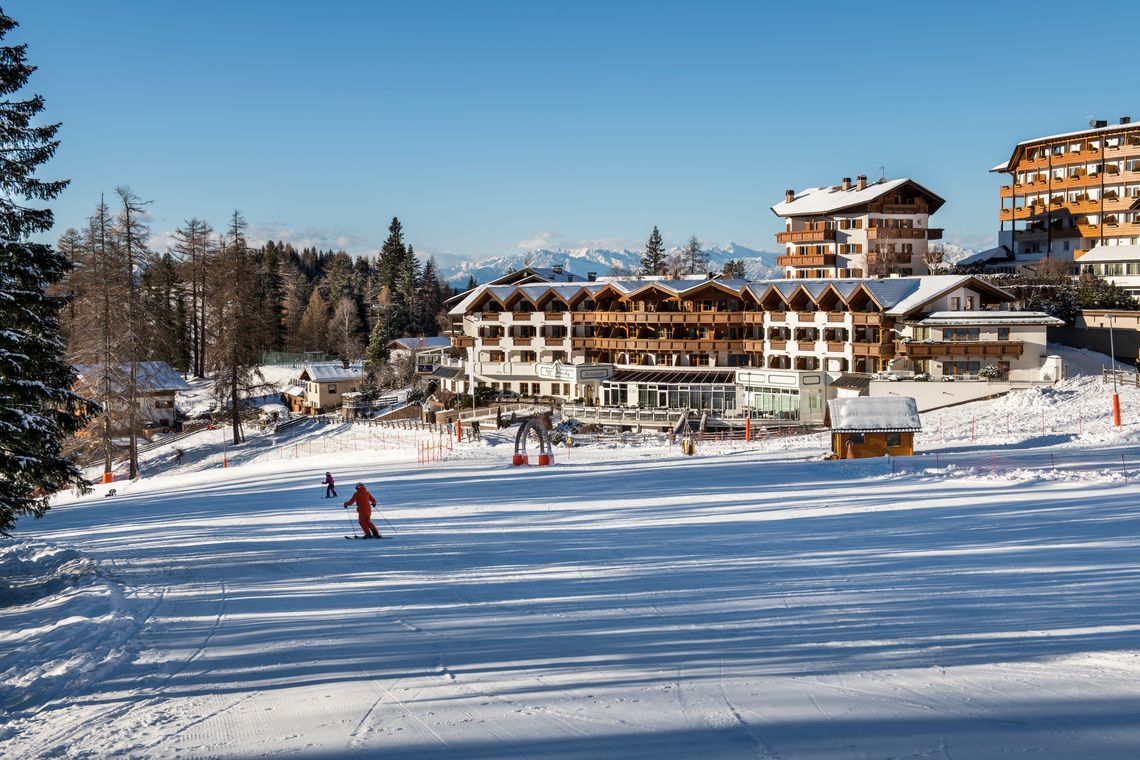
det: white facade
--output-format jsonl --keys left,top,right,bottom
{"left": 771, "top": 177, "right": 945, "bottom": 279}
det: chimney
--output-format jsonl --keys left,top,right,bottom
{"left": 551, "top": 264, "right": 563, "bottom": 275}
{"left": 706, "top": 271, "right": 716, "bottom": 280}
{"left": 856, "top": 175, "right": 867, "bottom": 190}
{"left": 341, "top": 358, "right": 350, "bottom": 369}
{"left": 785, "top": 189, "right": 795, "bottom": 203}
{"left": 1121, "top": 116, "right": 1132, "bottom": 125}
{"left": 841, "top": 177, "right": 852, "bottom": 191}
{"left": 587, "top": 271, "right": 597, "bottom": 282}
{"left": 1090, "top": 118, "right": 1108, "bottom": 128}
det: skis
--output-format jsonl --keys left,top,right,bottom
{"left": 344, "top": 535, "right": 391, "bottom": 540}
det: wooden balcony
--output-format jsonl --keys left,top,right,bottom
{"left": 768, "top": 340, "right": 787, "bottom": 351}
{"left": 570, "top": 337, "right": 744, "bottom": 352}
{"left": 826, "top": 311, "right": 847, "bottom": 322}
{"left": 480, "top": 312, "right": 501, "bottom": 320}
{"left": 480, "top": 336, "right": 501, "bottom": 346}
{"left": 743, "top": 339, "right": 766, "bottom": 353}
{"left": 826, "top": 341, "right": 846, "bottom": 353}
{"left": 866, "top": 227, "right": 942, "bottom": 240}
{"left": 505, "top": 312, "right": 533, "bottom": 321}
{"left": 999, "top": 185, "right": 1015, "bottom": 199}
{"left": 512, "top": 337, "right": 533, "bottom": 347}
{"left": 851, "top": 342, "right": 894, "bottom": 358}
{"left": 575, "top": 311, "right": 739, "bottom": 325}
{"left": 775, "top": 228, "right": 836, "bottom": 244}
{"left": 452, "top": 335, "right": 475, "bottom": 348}
{"left": 1080, "top": 221, "right": 1140, "bottom": 238}
{"left": 898, "top": 340, "right": 1024, "bottom": 359}
{"left": 851, "top": 313, "right": 883, "bottom": 325}
{"left": 776, "top": 253, "right": 836, "bottom": 267}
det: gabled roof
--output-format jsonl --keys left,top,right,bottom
{"left": 917, "top": 311, "right": 1064, "bottom": 326}
{"left": 992, "top": 121, "right": 1140, "bottom": 174}
{"left": 448, "top": 275, "right": 1014, "bottom": 316}
{"left": 299, "top": 363, "right": 364, "bottom": 383}
{"left": 388, "top": 337, "right": 452, "bottom": 351}
{"left": 956, "top": 246, "right": 1014, "bottom": 267}
{"left": 75, "top": 361, "right": 192, "bottom": 394}
{"left": 771, "top": 178, "right": 945, "bottom": 217}
{"left": 828, "top": 397, "right": 921, "bottom": 432}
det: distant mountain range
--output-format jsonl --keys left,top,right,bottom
{"left": 441, "top": 243, "right": 783, "bottom": 286}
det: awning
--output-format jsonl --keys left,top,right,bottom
{"left": 606, "top": 368, "right": 737, "bottom": 385}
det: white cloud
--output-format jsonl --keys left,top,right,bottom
{"left": 148, "top": 222, "right": 372, "bottom": 255}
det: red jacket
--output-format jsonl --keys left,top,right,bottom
{"left": 344, "top": 489, "right": 377, "bottom": 511}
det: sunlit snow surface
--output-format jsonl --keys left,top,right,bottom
{"left": 4, "top": 354, "right": 1140, "bottom": 758}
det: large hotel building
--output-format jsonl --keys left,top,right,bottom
{"left": 772, "top": 176, "right": 944, "bottom": 279}
{"left": 970, "top": 116, "right": 1140, "bottom": 295}
{"left": 440, "top": 266, "right": 1060, "bottom": 428}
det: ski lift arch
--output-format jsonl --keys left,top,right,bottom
{"left": 513, "top": 417, "right": 554, "bottom": 466}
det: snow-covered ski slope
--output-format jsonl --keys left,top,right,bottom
{"left": 5, "top": 353, "right": 1140, "bottom": 759}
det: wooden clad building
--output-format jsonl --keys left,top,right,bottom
{"left": 827, "top": 396, "right": 921, "bottom": 459}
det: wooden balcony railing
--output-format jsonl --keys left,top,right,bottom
{"left": 851, "top": 342, "right": 895, "bottom": 358}
{"left": 775, "top": 228, "right": 836, "bottom": 243}
{"left": 452, "top": 335, "right": 475, "bottom": 348}
{"left": 898, "top": 340, "right": 1024, "bottom": 359}
{"left": 570, "top": 337, "right": 744, "bottom": 352}
{"left": 576, "top": 311, "right": 738, "bottom": 325}
{"left": 866, "top": 227, "right": 943, "bottom": 240}
{"left": 776, "top": 253, "right": 836, "bottom": 267}
{"left": 851, "top": 313, "right": 883, "bottom": 325}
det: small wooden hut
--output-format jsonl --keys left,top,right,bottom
{"left": 827, "top": 397, "right": 921, "bottom": 459}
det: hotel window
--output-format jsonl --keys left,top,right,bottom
{"left": 950, "top": 297, "right": 961, "bottom": 310}
{"left": 997, "top": 328, "right": 1010, "bottom": 341}
{"left": 943, "top": 328, "right": 980, "bottom": 342}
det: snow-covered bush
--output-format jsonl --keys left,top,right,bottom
{"left": 978, "top": 365, "right": 1002, "bottom": 380}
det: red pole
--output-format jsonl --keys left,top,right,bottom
{"left": 744, "top": 416, "right": 751, "bottom": 442}
{"left": 1113, "top": 393, "right": 1122, "bottom": 427}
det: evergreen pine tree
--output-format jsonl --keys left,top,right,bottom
{"left": 0, "top": 10, "right": 96, "bottom": 532}
{"left": 377, "top": 217, "right": 406, "bottom": 294}
{"left": 465, "top": 275, "right": 478, "bottom": 292}
{"left": 418, "top": 257, "right": 443, "bottom": 335}
{"left": 640, "top": 225, "right": 665, "bottom": 276}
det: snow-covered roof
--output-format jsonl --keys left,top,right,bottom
{"left": 387, "top": 336, "right": 452, "bottom": 351}
{"left": 298, "top": 363, "right": 364, "bottom": 383}
{"left": 770, "top": 178, "right": 944, "bottom": 217}
{"left": 956, "top": 246, "right": 1013, "bottom": 267}
{"left": 450, "top": 275, "right": 1014, "bottom": 317}
{"left": 75, "top": 361, "right": 192, "bottom": 394}
{"left": 1075, "top": 244, "right": 1140, "bottom": 264}
{"left": 994, "top": 120, "right": 1139, "bottom": 172}
{"left": 917, "top": 311, "right": 1064, "bottom": 326}
{"left": 828, "top": 397, "right": 921, "bottom": 432}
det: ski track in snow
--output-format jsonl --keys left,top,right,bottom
{"left": 6, "top": 371, "right": 1140, "bottom": 757}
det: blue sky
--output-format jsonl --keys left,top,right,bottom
{"left": 9, "top": 0, "right": 1140, "bottom": 264}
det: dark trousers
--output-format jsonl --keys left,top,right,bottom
{"left": 326, "top": 484, "right": 337, "bottom": 497}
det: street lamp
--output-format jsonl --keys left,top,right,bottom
{"left": 1109, "top": 313, "right": 1122, "bottom": 427}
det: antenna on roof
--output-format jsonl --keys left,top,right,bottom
{"left": 878, "top": 165, "right": 886, "bottom": 182}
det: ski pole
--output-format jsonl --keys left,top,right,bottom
{"left": 343, "top": 505, "right": 358, "bottom": 538}
{"left": 380, "top": 514, "right": 398, "bottom": 534}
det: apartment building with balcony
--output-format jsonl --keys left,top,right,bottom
{"left": 770, "top": 176, "right": 945, "bottom": 279}
{"left": 443, "top": 274, "right": 1058, "bottom": 425}
{"left": 975, "top": 116, "right": 1140, "bottom": 275}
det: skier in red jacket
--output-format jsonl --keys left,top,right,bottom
{"left": 344, "top": 483, "right": 381, "bottom": 538}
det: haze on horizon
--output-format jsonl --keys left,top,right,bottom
{"left": 10, "top": 0, "right": 1139, "bottom": 264}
